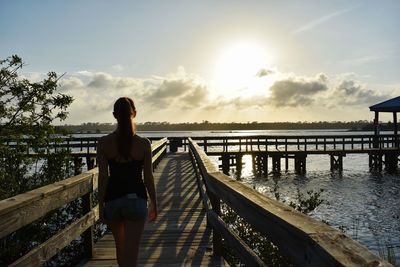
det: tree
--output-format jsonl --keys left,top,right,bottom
{"left": 0, "top": 55, "right": 73, "bottom": 139}
{"left": 0, "top": 56, "right": 77, "bottom": 266}
{"left": 0, "top": 55, "right": 74, "bottom": 198}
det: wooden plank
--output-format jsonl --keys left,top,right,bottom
{"left": 85, "top": 153, "right": 226, "bottom": 266}
{"left": 93, "top": 245, "right": 213, "bottom": 260}
{"left": 0, "top": 169, "right": 97, "bottom": 217}
{"left": 97, "top": 233, "right": 211, "bottom": 247}
{"left": 0, "top": 173, "right": 95, "bottom": 239}
{"left": 150, "top": 137, "right": 168, "bottom": 153}
{"left": 10, "top": 206, "right": 99, "bottom": 267}
{"left": 85, "top": 256, "right": 227, "bottom": 266}
{"left": 152, "top": 145, "right": 167, "bottom": 165}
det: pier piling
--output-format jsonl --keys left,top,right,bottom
{"left": 330, "top": 154, "right": 345, "bottom": 172}
{"left": 294, "top": 154, "right": 306, "bottom": 174}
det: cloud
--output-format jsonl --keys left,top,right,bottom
{"left": 256, "top": 68, "right": 275, "bottom": 77}
{"left": 75, "top": 70, "right": 93, "bottom": 76}
{"left": 53, "top": 66, "right": 396, "bottom": 123}
{"left": 87, "top": 72, "right": 140, "bottom": 89}
{"left": 55, "top": 67, "right": 211, "bottom": 123}
{"left": 143, "top": 69, "right": 209, "bottom": 109}
{"left": 267, "top": 73, "right": 329, "bottom": 107}
{"left": 203, "top": 71, "right": 391, "bottom": 112}
{"left": 329, "top": 80, "right": 389, "bottom": 106}
{"left": 293, "top": 6, "right": 359, "bottom": 34}
{"left": 59, "top": 76, "right": 84, "bottom": 92}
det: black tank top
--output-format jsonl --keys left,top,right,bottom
{"left": 105, "top": 158, "right": 147, "bottom": 202}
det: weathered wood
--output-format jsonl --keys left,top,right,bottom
{"left": 82, "top": 191, "right": 94, "bottom": 258}
{"left": 84, "top": 257, "right": 227, "bottom": 267}
{"left": 189, "top": 138, "right": 392, "bottom": 267}
{"left": 86, "top": 153, "right": 226, "bottom": 266}
{"left": 207, "top": 210, "right": 267, "bottom": 267}
{"left": 1, "top": 139, "right": 169, "bottom": 266}
{"left": 151, "top": 137, "right": 168, "bottom": 153}
{"left": 9, "top": 206, "right": 99, "bottom": 267}
{"left": 209, "top": 192, "right": 222, "bottom": 256}
{"left": 190, "top": 140, "right": 268, "bottom": 266}
{"left": 152, "top": 145, "right": 167, "bottom": 166}
{"left": 205, "top": 171, "right": 390, "bottom": 266}
{"left": 0, "top": 171, "right": 97, "bottom": 239}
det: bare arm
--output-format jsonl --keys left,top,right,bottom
{"left": 143, "top": 138, "right": 157, "bottom": 221}
{"left": 97, "top": 138, "right": 109, "bottom": 221}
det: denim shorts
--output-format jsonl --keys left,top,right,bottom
{"left": 104, "top": 194, "right": 148, "bottom": 222}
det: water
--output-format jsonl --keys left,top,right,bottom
{"left": 83, "top": 129, "right": 400, "bottom": 264}
{"left": 237, "top": 153, "right": 400, "bottom": 264}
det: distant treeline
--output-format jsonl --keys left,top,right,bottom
{"left": 55, "top": 120, "right": 390, "bottom": 133}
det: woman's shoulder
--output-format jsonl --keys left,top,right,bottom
{"left": 98, "top": 132, "right": 116, "bottom": 146}
{"left": 134, "top": 135, "right": 151, "bottom": 147}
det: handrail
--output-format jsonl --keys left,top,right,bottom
{"left": 4, "top": 134, "right": 398, "bottom": 154}
{"left": 188, "top": 138, "right": 392, "bottom": 266}
{"left": 0, "top": 137, "right": 168, "bottom": 266}
{"left": 188, "top": 135, "right": 399, "bottom": 153}
{"left": 189, "top": 138, "right": 267, "bottom": 266}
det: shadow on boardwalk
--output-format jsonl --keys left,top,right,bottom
{"left": 84, "top": 153, "right": 227, "bottom": 266}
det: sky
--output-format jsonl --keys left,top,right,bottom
{"left": 1, "top": 1, "right": 399, "bottom": 124}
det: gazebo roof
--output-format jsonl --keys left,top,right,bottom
{"left": 369, "top": 96, "right": 400, "bottom": 112}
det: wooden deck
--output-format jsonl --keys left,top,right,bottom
{"left": 84, "top": 153, "right": 227, "bottom": 266}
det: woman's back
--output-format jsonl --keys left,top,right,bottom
{"left": 99, "top": 132, "right": 146, "bottom": 161}
{"left": 97, "top": 97, "right": 157, "bottom": 267}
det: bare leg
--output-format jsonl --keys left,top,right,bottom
{"left": 122, "top": 220, "right": 146, "bottom": 267}
{"left": 107, "top": 221, "right": 125, "bottom": 266}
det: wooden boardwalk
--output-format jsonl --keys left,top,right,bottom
{"left": 84, "top": 153, "right": 227, "bottom": 266}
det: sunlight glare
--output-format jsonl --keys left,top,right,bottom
{"left": 214, "top": 42, "right": 273, "bottom": 97}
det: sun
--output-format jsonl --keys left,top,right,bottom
{"left": 213, "top": 42, "right": 273, "bottom": 97}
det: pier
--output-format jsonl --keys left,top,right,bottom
{"left": 187, "top": 134, "right": 400, "bottom": 174}
{"left": 8, "top": 134, "right": 400, "bottom": 175}
{"left": 0, "top": 136, "right": 394, "bottom": 266}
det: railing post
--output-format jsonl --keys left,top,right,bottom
{"left": 74, "top": 157, "right": 83, "bottom": 175}
{"left": 82, "top": 188, "right": 94, "bottom": 258}
{"left": 209, "top": 191, "right": 222, "bottom": 256}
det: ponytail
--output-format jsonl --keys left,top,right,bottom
{"left": 113, "top": 97, "right": 136, "bottom": 160}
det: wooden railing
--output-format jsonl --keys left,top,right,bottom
{"left": 5, "top": 134, "right": 398, "bottom": 156}
{"left": 2, "top": 136, "right": 162, "bottom": 155}
{"left": 189, "top": 134, "right": 400, "bottom": 153}
{"left": 0, "top": 137, "right": 168, "bottom": 266}
{"left": 188, "top": 138, "right": 392, "bottom": 266}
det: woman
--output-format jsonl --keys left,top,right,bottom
{"left": 97, "top": 97, "right": 157, "bottom": 267}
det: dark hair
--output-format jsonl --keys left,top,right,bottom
{"left": 113, "top": 97, "right": 136, "bottom": 159}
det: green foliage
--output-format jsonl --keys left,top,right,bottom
{"left": 0, "top": 54, "right": 73, "bottom": 199}
{"left": 288, "top": 188, "right": 325, "bottom": 214}
{"left": 0, "top": 55, "right": 73, "bottom": 139}
{"left": 222, "top": 204, "right": 295, "bottom": 267}
{"left": 221, "top": 186, "right": 326, "bottom": 266}
{"left": 269, "top": 180, "right": 325, "bottom": 214}
{"left": 0, "top": 55, "right": 79, "bottom": 266}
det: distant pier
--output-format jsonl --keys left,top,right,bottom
{"left": 12, "top": 134, "right": 400, "bottom": 175}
